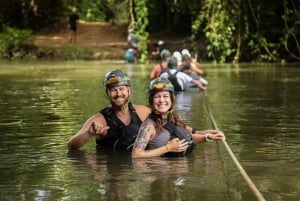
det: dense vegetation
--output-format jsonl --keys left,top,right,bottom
{"left": 0, "top": 0, "right": 299, "bottom": 63}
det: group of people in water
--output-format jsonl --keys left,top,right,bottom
{"left": 67, "top": 61, "right": 225, "bottom": 158}
{"left": 125, "top": 29, "right": 209, "bottom": 92}
{"left": 150, "top": 48, "right": 208, "bottom": 92}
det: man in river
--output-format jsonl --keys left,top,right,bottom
{"left": 67, "top": 69, "right": 150, "bottom": 150}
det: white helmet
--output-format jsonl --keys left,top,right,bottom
{"left": 173, "top": 51, "right": 182, "bottom": 61}
{"left": 158, "top": 40, "right": 164, "bottom": 46}
{"left": 181, "top": 49, "right": 191, "bottom": 57}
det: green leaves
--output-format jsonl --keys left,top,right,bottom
{"left": 192, "top": 0, "right": 237, "bottom": 63}
{"left": 0, "top": 27, "right": 32, "bottom": 58}
{"left": 134, "top": 0, "right": 149, "bottom": 63}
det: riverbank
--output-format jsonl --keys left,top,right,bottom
{"left": 32, "top": 20, "right": 193, "bottom": 60}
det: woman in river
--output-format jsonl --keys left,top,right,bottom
{"left": 132, "top": 77, "right": 225, "bottom": 158}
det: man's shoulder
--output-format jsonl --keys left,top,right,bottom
{"left": 178, "top": 71, "right": 193, "bottom": 80}
{"left": 166, "top": 69, "right": 177, "bottom": 75}
{"left": 86, "top": 113, "right": 106, "bottom": 125}
{"left": 132, "top": 104, "right": 151, "bottom": 114}
{"left": 132, "top": 104, "right": 150, "bottom": 111}
{"left": 132, "top": 104, "right": 151, "bottom": 120}
{"left": 160, "top": 72, "right": 167, "bottom": 77}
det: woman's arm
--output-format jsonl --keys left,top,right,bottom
{"left": 190, "top": 62, "right": 204, "bottom": 75}
{"left": 132, "top": 124, "right": 167, "bottom": 158}
{"left": 191, "top": 129, "right": 225, "bottom": 144}
{"left": 132, "top": 123, "right": 189, "bottom": 158}
{"left": 190, "top": 79, "right": 206, "bottom": 91}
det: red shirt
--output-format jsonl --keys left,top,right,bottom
{"left": 150, "top": 61, "right": 168, "bottom": 80}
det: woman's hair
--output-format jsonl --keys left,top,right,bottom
{"left": 148, "top": 91, "right": 186, "bottom": 131}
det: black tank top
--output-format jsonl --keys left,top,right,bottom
{"left": 96, "top": 102, "right": 142, "bottom": 150}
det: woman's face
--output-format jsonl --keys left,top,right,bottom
{"left": 152, "top": 91, "right": 172, "bottom": 114}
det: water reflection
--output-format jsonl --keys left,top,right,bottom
{"left": 67, "top": 150, "right": 129, "bottom": 200}
{"left": 67, "top": 149, "right": 191, "bottom": 201}
{"left": 174, "top": 91, "right": 208, "bottom": 126}
{"left": 67, "top": 146, "right": 229, "bottom": 201}
{"left": 1, "top": 62, "right": 300, "bottom": 201}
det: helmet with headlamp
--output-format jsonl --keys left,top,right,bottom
{"left": 103, "top": 69, "right": 130, "bottom": 89}
{"left": 148, "top": 77, "right": 174, "bottom": 95}
{"left": 148, "top": 77, "right": 175, "bottom": 110}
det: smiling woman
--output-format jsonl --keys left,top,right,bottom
{"left": 131, "top": 77, "right": 224, "bottom": 158}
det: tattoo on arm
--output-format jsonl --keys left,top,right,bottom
{"left": 134, "top": 125, "right": 151, "bottom": 150}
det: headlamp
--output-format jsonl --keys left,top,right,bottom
{"left": 106, "top": 76, "right": 121, "bottom": 85}
{"left": 103, "top": 69, "right": 130, "bottom": 88}
{"left": 152, "top": 82, "right": 165, "bottom": 90}
{"left": 149, "top": 77, "right": 174, "bottom": 94}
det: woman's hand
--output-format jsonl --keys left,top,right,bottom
{"left": 205, "top": 130, "right": 225, "bottom": 141}
{"left": 166, "top": 138, "right": 189, "bottom": 152}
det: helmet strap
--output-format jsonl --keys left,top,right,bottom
{"left": 120, "top": 100, "right": 129, "bottom": 111}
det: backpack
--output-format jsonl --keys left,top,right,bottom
{"left": 125, "top": 49, "right": 134, "bottom": 62}
{"left": 163, "top": 121, "right": 194, "bottom": 156}
{"left": 167, "top": 70, "right": 182, "bottom": 91}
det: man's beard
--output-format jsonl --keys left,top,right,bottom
{"left": 110, "top": 97, "right": 129, "bottom": 109}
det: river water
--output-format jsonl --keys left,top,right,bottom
{"left": 0, "top": 61, "right": 299, "bottom": 201}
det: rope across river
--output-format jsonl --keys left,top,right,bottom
{"left": 202, "top": 92, "right": 266, "bottom": 201}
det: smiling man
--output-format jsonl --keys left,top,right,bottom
{"left": 67, "top": 69, "right": 150, "bottom": 150}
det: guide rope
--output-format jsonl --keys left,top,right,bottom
{"left": 203, "top": 92, "right": 266, "bottom": 201}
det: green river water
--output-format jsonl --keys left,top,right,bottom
{"left": 0, "top": 60, "right": 299, "bottom": 201}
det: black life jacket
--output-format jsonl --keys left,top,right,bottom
{"left": 163, "top": 121, "right": 194, "bottom": 157}
{"left": 96, "top": 102, "right": 142, "bottom": 150}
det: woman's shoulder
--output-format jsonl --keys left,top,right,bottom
{"left": 141, "top": 118, "right": 157, "bottom": 132}
{"left": 143, "top": 118, "right": 155, "bottom": 124}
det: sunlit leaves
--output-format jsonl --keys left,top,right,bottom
{"left": 0, "top": 27, "right": 32, "bottom": 58}
{"left": 192, "top": 0, "right": 237, "bottom": 63}
{"left": 134, "top": 0, "right": 149, "bottom": 63}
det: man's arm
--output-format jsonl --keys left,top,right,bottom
{"left": 67, "top": 114, "right": 109, "bottom": 150}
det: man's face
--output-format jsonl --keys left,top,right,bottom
{"left": 107, "top": 85, "right": 131, "bottom": 107}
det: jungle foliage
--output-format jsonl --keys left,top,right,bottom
{"left": 0, "top": 27, "right": 35, "bottom": 60}
{"left": 0, "top": 0, "right": 299, "bottom": 63}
